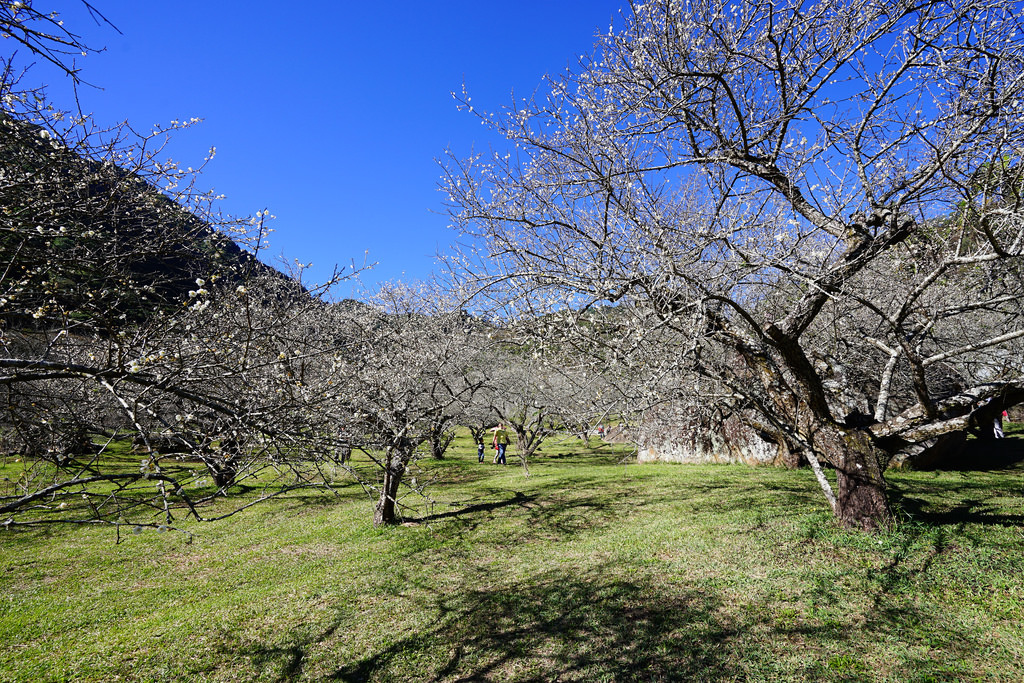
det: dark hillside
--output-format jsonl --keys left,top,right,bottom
{"left": 0, "top": 113, "right": 279, "bottom": 333}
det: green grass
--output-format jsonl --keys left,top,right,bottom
{"left": 2, "top": 432, "right": 1023, "bottom": 682}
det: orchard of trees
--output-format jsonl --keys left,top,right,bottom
{"left": 2, "top": 0, "right": 1023, "bottom": 533}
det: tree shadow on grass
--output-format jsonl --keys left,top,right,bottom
{"left": 331, "top": 570, "right": 737, "bottom": 682}
{"left": 410, "top": 490, "right": 537, "bottom": 525}
{"left": 916, "top": 435, "right": 1024, "bottom": 472}
{"left": 404, "top": 489, "right": 637, "bottom": 550}
{"left": 888, "top": 491, "right": 1024, "bottom": 529}
{"left": 534, "top": 445, "right": 628, "bottom": 465}
{"left": 954, "top": 437, "right": 1024, "bottom": 470}
{"left": 410, "top": 470, "right": 832, "bottom": 545}
{"left": 206, "top": 530, "right": 1016, "bottom": 683}
{"left": 220, "top": 564, "right": 839, "bottom": 682}
{"left": 888, "top": 452, "right": 1024, "bottom": 530}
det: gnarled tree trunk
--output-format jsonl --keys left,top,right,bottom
{"left": 815, "top": 425, "right": 891, "bottom": 531}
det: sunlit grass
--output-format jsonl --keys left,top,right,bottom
{"left": 1, "top": 433, "right": 1022, "bottom": 681}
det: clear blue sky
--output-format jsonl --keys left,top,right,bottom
{"left": 29, "top": 1, "right": 627, "bottom": 294}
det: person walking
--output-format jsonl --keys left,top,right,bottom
{"left": 995, "top": 410, "right": 1008, "bottom": 439}
{"left": 492, "top": 423, "right": 510, "bottom": 465}
{"left": 477, "top": 441, "right": 485, "bottom": 462}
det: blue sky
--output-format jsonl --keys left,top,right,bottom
{"left": 30, "top": 1, "right": 627, "bottom": 294}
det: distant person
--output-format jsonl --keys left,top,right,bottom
{"left": 492, "top": 423, "right": 510, "bottom": 465}
{"left": 596, "top": 424, "right": 605, "bottom": 438}
{"left": 477, "top": 441, "right": 485, "bottom": 462}
{"left": 995, "top": 410, "right": 1007, "bottom": 439}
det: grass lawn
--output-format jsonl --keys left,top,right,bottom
{"left": 1, "top": 431, "right": 1023, "bottom": 682}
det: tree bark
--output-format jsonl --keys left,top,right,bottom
{"left": 738, "top": 329, "right": 892, "bottom": 530}
{"left": 429, "top": 429, "right": 455, "bottom": 459}
{"left": 818, "top": 426, "right": 892, "bottom": 531}
{"left": 374, "top": 451, "right": 406, "bottom": 526}
{"left": 209, "top": 436, "right": 241, "bottom": 490}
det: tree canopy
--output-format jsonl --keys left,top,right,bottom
{"left": 444, "top": 0, "right": 1024, "bottom": 529}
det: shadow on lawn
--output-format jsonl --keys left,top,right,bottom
{"left": 889, "top": 491, "right": 1024, "bottom": 529}
{"left": 227, "top": 565, "right": 835, "bottom": 682}
{"left": 888, "top": 443, "right": 1024, "bottom": 529}
{"left": 946, "top": 436, "right": 1024, "bottom": 471}
{"left": 331, "top": 570, "right": 740, "bottom": 682}
{"left": 908, "top": 435, "right": 1024, "bottom": 472}
{"left": 407, "top": 488, "right": 637, "bottom": 544}
{"left": 209, "top": 483, "right": 1022, "bottom": 681}
{"left": 409, "top": 490, "right": 538, "bottom": 525}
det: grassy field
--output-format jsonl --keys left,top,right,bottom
{"left": 2, "top": 431, "right": 1023, "bottom": 682}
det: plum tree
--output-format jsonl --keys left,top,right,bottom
{"left": 445, "top": 0, "right": 1024, "bottom": 529}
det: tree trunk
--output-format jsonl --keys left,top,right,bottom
{"left": 818, "top": 426, "right": 891, "bottom": 531}
{"left": 207, "top": 437, "right": 240, "bottom": 490}
{"left": 512, "top": 430, "right": 539, "bottom": 476}
{"left": 467, "top": 424, "right": 488, "bottom": 447}
{"left": 429, "top": 429, "right": 455, "bottom": 459}
{"left": 210, "top": 456, "right": 238, "bottom": 489}
{"left": 374, "top": 451, "right": 406, "bottom": 526}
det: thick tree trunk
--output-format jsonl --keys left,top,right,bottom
{"left": 374, "top": 451, "right": 406, "bottom": 526}
{"left": 818, "top": 426, "right": 891, "bottom": 531}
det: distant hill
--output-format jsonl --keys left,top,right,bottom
{"left": 0, "top": 113, "right": 283, "bottom": 332}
